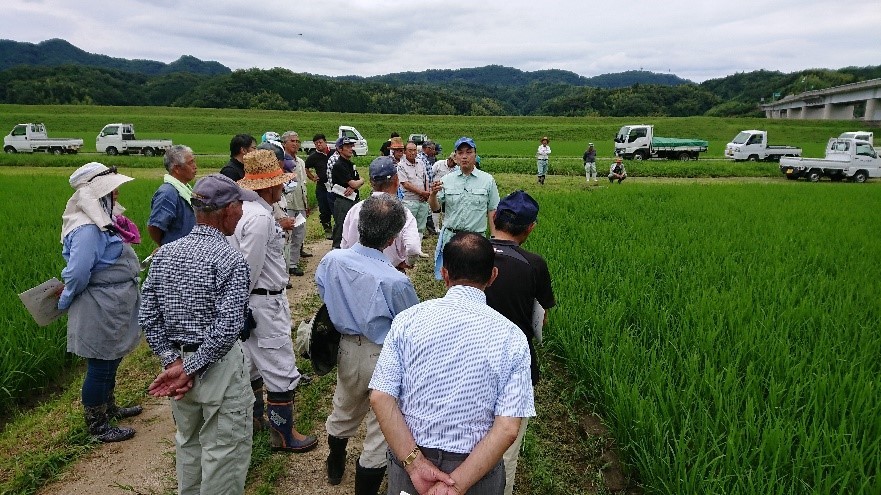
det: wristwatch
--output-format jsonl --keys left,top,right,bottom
{"left": 401, "top": 446, "right": 420, "bottom": 467}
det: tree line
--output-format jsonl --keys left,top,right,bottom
{"left": 1, "top": 63, "right": 878, "bottom": 117}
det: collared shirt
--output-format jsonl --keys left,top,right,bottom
{"left": 228, "top": 198, "right": 287, "bottom": 292}
{"left": 148, "top": 182, "right": 196, "bottom": 245}
{"left": 369, "top": 285, "right": 535, "bottom": 454}
{"left": 140, "top": 225, "right": 250, "bottom": 376}
{"left": 284, "top": 155, "right": 309, "bottom": 211}
{"left": 536, "top": 144, "right": 551, "bottom": 160}
{"left": 315, "top": 243, "right": 419, "bottom": 345}
{"left": 340, "top": 192, "right": 421, "bottom": 267}
{"left": 417, "top": 151, "right": 435, "bottom": 182}
{"left": 325, "top": 152, "right": 340, "bottom": 191}
{"left": 432, "top": 161, "right": 458, "bottom": 182}
{"left": 397, "top": 157, "right": 428, "bottom": 202}
{"left": 59, "top": 224, "right": 123, "bottom": 310}
{"left": 331, "top": 155, "right": 360, "bottom": 200}
{"left": 435, "top": 168, "right": 500, "bottom": 233}
{"left": 305, "top": 149, "right": 329, "bottom": 184}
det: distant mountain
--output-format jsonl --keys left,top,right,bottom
{"left": 341, "top": 65, "right": 692, "bottom": 89}
{"left": 0, "top": 38, "right": 230, "bottom": 76}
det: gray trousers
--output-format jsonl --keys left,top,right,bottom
{"left": 171, "top": 341, "right": 254, "bottom": 495}
{"left": 387, "top": 447, "right": 505, "bottom": 495}
{"left": 285, "top": 209, "right": 306, "bottom": 268}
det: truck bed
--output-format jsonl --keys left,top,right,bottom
{"left": 652, "top": 137, "right": 709, "bottom": 149}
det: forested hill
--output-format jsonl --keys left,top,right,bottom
{"left": 339, "top": 65, "right": 692, "bottom": 89}
{"left": 1, "top": 38, "right": 879, "bottom": 117}
{"left": 0, "top": 38, "right": 230, "bottom": 76}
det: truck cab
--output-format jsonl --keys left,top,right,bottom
{"left": 614, "top": 125, "right": 651, "bottom": 158}
{"left": 838, "top": 131, "right": 874, "bottom": 145}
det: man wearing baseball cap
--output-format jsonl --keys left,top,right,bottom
{"left": 484, "top": 190, "right": 556, "bottom": 495}
{"left": 341, "top": 156, "right": 422, "bottom": 271}
{"left": 428, "top": 136, "right": 500, "bottom": 279}
{"left": 141, "top": 173, "right": 259, "bottom": 495}
{"left": 583, "top": 142, "right": 598, "bottom": 183}
{"left": 329, "top": 137, "right": 363, "bottom": 248}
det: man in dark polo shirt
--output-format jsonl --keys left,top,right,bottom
{"left": 484, "top": 189, "right": 555, "bottom": 495}
{"left": 220, "top": 134, "right": 257, "bottom": 181}
{"left": 329, "top": 137, "right": 363, "bottom": 249}
{"left": 304, "top": 133, "right": 332, "bottom": 237}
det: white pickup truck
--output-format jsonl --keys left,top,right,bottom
{"left": 614, "top": 124, "right": 708, "bottom": 161}
{"left": 725, "top": 130, "right": 802, "bottom": 162}
{"left": 3, "top": 123, "right": 83, "bottom": 154}
{"left": 839, "top": 131, "right": 873, "bottom": 145}
{"left": 780, "top": 138, "right": 881, "bottom": 183}
{"left": 96, "top": 123, "right": 173, "bottom": 156}
{"left": 301, "top": 125, "right": 368, "bottom": 156}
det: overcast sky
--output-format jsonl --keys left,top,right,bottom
{"left": 6, "top": 0, "right": 881, "bottom": 83}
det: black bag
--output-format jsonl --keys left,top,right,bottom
{"left": 309, "top": 304, "right": 340, "bottom": 376}
{"left": 240, "top": 308, "right": 256, "bottom": 341}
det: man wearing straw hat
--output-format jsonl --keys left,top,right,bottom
{"left": 228, "top": 148, "right": 318, "bottom": 453}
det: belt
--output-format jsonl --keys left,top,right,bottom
{"left": 444, "top": 227, "right": 467, "bottom": 234}
{"left": 251, "top": 288, "right": 284, "bottom": 295}
{"left": 416, "top": 446, "right": 469, "bottom": 462}
{"left": 171, "top": 341, "right": 200, "bottom": 352}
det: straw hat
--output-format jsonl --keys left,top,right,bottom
{"left": 238, "top": 149, "right": 295, "bottom": 190}
{"left": 540, "top": 136, "right": 549, "bottom": 143}
{"left": 389, "top": 137, "right": 405, "bottom": 150}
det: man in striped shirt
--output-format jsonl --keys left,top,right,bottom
{"left": 370, "top": 232, "right": 535, "bottom": 495}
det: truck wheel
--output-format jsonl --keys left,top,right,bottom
{"left": 747, "top": 155, "right": 759, "bottom": 162}
{"left": 106, "top": 147, "right": 118, "bottom": 156}
{"left": 144, "top": 147, "right": 155, "bottom": 157}
{"left": 632, "top": 152, "right": 645, "bottom": 161}
{"left": 677, "top": 152, "right": 691, "bottom": 161}
{"left": 4, "top": 146, "right": 16, "bottom": 154}
{"left": 853, "top": 171, "right": 868, "bottom": 183}
{"left": 807, "top": 170, "right": 822, "bottom": 182}
{"left": 51, "top": 148, "right": 63, "bottom": 155}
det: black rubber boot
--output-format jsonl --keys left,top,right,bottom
{"left": 252, "top": 379, "right": 267, "bottom": 433}
{"left": 84, "top": 404, "right": 135, "bottom": 443}
{"left": 327, "top": 434, "right": 349, "bottom": 485}
{"left": 107, "top": 393, "right": 143, "bottom": 420}
{"left": 266, "top": 398, "right": 318, "bottom": 453}
{"left": 355, "top": 461, "right": 387, "bottom": 495}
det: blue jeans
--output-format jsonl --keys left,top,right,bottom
{"left": 537, "top": 159, "right": 548, "bottom": 176}
{"left": 82, "top": 357, "right": 122, "bottom": 407}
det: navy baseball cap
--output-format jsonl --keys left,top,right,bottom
{"left": 369, "top": 156, "right": 397, "bottom": 180}
{"left": 192, "top": 174, "right": 258, "bottom": 209}
{"left": 336, "top": 136, "right": 357, "bottom": 148}
{"left": 495, "top": 190, "right": 538, "bottom": 225}
{"left": 454, "top": 137, "right": 476, "bottom": 150}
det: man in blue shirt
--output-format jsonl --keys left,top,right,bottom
{"left": 147, "top": 145, "right": 197, "bottom": 245}
{"left": 315, "top": 194, "right": 420, "bottom": 494}
{"left": 370, "top": 232, "right": 535, "bottom": 495}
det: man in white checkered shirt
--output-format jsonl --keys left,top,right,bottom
{"left": 370, "top": 232, "right": 535, "bottom": 495}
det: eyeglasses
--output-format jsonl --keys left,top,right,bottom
{"left": 88, "top": 166, "right": 117, "bottom": 181}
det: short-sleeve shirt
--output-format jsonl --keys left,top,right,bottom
{"left": 397, "top": 158, "right": 427, "bottom": 202}
{"left": 485, "top": 239, "right": 556, "bottom": 384}
{"left": 304, "top": 150, "right": 329, "bottom": 184}
{"left": 148, "top": 183, "right": 196, "bottom": 245}
{"left": 331, "top": 156, "right": 360, "bottom": 199}
{"left": 435, "top": 168, "right": 500, "bottom": 233}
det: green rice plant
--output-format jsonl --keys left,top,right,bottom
{"left": 525, "top": 182, "right": 881, "bottom": 494}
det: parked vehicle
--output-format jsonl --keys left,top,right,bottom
{"left": 725, "top": 130, "right": 802, "bottom": 162}
{"left": 614, "top": 124, "right": 708, "bottom": 161}
{"left": 780, "top": 138, "right": 881, "bottom": 183}
{"left": 838, "top": 131, "right": 874, "bottom": 145}
{"left": 301, "top": 126, "right": 368, "bottom": 156}
{"left": 3, "top": 123, "right": 83, "bottom": 154}
{"left": 96, "top": 123, "right": 173, "bottom": 156}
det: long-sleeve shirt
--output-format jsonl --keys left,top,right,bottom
{"left": 340, "top": 192, "right": 421, "bottom": 267}
{"left": 536, "top": 144, "right": 551, "bottom": 160}
{"left": 140, "top": 225, "right": 250, "bottom": 376}
{"left": 315, "top": 243, "right": 419, "bottom": 345}
{"left": 227, "top": 198, "right": 287, "bottom": 292}
{"left": 583, "top": 148, "right": 596, "bottom": 163}
{"left": 59, "top": 224, "right": 122, "bottom": 310}
{"left": 369, "top": 285, "right": 535, "bottom": 454}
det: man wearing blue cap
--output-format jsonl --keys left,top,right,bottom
{"left": 484, "top": 190, "right": 556, "bottom": 495}
{"left": 428, "top": 136, "right": 500, "bottom": 279}
{"left": 141, "top": 173, "right": 259, "bottom": 495}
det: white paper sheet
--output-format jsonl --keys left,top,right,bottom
{"left": 331, "top": 184, "right": 357, "bottom": 201}
{"left": 19, "top": 277, "right": 66, "bottom": 326}
{"left": 294, "top": 212, "right": 307, "bottom": 228}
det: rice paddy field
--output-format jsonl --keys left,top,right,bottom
{"left": 1, "top": 105, "right": 879, "bottom": 494}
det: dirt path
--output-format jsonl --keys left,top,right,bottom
{"left": 38, "top": 237, "right": 340, "bottom": 495}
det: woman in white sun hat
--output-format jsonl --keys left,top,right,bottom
{"left": 58, "top": 162, "right": 143, "bottom": 443}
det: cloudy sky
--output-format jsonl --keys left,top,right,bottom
{"left": 6, "top": 0, "right": 881, "bottom": 83}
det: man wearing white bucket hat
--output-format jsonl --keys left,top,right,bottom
{"left": 58, "top": 162, "right": 143, "bottom": 443}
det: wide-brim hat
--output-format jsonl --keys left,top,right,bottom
{"left": 389, "top": 137, "right": 405, "bottom": 150}
{"left": 239, "top": 149, "right": 295, "bottom": 190}
{"left": 69, "top": 162, "right": 134, "bottom": 197}
{"left": 540, "top": 136, "right": 549, "bottom": 143}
